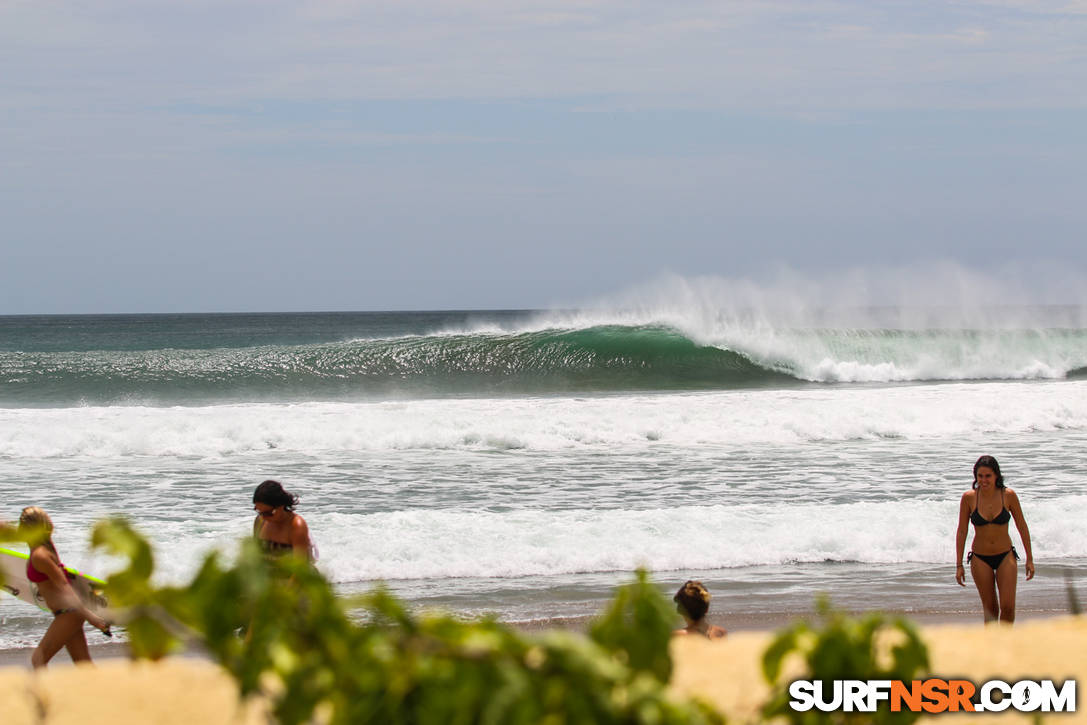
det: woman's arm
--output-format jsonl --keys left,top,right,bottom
{"left": 1006, "top": 489, "right": 1034, "bottom": 580}
{"left": 955, "top": 492, "right": 971, "bottom": 586}
{"left": 290, "top": 515, "right": 312, "bottom": 562}
{"left": 31, "top": 549, "right": 110, "bottom": 630}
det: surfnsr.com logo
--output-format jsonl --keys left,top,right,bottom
{"left": 788, "top": 679, "right": 1076, "bottom": 713}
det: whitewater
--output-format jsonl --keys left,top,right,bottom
{"left": 2, "top": 303, "right": 1086, "bottom": 648}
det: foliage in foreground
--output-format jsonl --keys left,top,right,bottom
{"left": 0, "top": 522, "right": 34, "bottom": 590}
{"left": 761, "top": 597, "right": 930, "bottom": 725}
{"left": 0, "top": 523, "right": 16, "bottom": 588}
{"left": 91, "top": 518, "right": 723, "bottom": 725}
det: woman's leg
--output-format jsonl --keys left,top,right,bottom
{"left": 969, "top": 556, "right": 999, "bottom": 623}
{"left": 994, "top": 554, "right": 1019, "bottom": 624}
{"left": 64, "top": 626, "right": 92, "bottom": 663}
{"left": 31, "top": 612, "right": 86, "bottom": 668}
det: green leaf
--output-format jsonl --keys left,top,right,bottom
{"left": 761, "top": 625, "right": 802, "bottom": 682}
{"left": 91, "top": 517, "right": 155, "bottom": 588}
{"left": 761, "top": 599, "right": 931, "bottom": 725}
{"left": 588, "top": 569, "right": 676, "bottom": 683}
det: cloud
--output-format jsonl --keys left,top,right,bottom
{"left": 2, "top": 1, "right": 1085, "bottom": 113}
{"left": 2, "top": 1, "right": 1085, "bottom": 312}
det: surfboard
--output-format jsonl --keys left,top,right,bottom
{"left": 0, "top": 547, "right": 108, "bottom": 615}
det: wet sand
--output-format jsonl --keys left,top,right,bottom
{"left": 0, "top": 603, "right": 1067, "bottom": 669}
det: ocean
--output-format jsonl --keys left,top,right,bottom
{"left": 2, "top": 307, "right": 1086, "bottom": 649}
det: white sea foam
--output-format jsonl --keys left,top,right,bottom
{"left": 1, "top": 381, "right": 1085, "bottom": 459}
{"left": 3, "top": 493, "right": 1079, "bottom": 652}
{"left": 64, "top": 495, "right": 1085, "bottom": 587}
{"left": 314, "top": 495, "right": 1087, "bottom": 581}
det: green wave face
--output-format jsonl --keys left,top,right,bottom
{"left": 0, "top": 325, "right": 794, "bottom": 406}
{"left": 3, "top": 322, "right": 1087, "bottom": 406}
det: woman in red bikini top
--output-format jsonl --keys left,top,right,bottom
{"left": 19, "top": 506, "right": 111, "bottom": 668}
{"left": 954, "top": 455, "right": 1035, "bottom": 624}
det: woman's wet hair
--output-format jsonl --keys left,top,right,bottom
{"left": 253, "top": 480, "right": 299, "bottom": 511}
{"left": 972, "top": 455, "right": 1005, "bottom": 489}
{"left": 18, "top": 506, "right": 54, "bottom": 546}
{"left": 673, "top": 580, "right": 711, "bottom": 622}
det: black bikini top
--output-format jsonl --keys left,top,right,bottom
{"left": 970, "top": 489, "right": 1010, "bottom": 526}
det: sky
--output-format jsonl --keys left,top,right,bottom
{"left": 2, "top": 0, "right": 1086, "bottom": 313}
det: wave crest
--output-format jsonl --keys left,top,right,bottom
{"left": 2, "top": 323, "right": 1086, "bottom": 405}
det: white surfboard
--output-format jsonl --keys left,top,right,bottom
{"left": 0, "top": 547, "right": 108, "bottom": 615}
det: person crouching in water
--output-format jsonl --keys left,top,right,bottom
{"left": 20, "top": 507, "right": 111, "bottom": 668}
{"left": 673, "top": 580, "right": 727, "bottom": 639}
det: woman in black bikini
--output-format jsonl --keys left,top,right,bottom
{"left": 252, "top": 480, "right": 313, "bottom": 562}
{"left": 955, "top": 455, "right": 1034, "bottom": 623}
{"left": 19, "top": 507, "right": 111, "bottom": 668}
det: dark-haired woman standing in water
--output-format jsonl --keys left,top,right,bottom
{"left": 252, "top": 480, "right": 313, "bottom": 562}
{"left": 955, "top": 455, "right": 1034, "bottom": 623}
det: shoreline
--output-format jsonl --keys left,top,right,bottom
{"left": 0, "top": 604, "right": 1070, "bottom": 671}
{"left": 513, "top": 604, "right": 1070, "bottom": 628}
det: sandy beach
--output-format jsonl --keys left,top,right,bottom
{"left": 671, "top": 615, "right": 1087, "bottom": 724}
{"left": 1, "top": 614, "right": 1082, "bottom": 724}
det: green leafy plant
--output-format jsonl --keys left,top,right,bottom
{"left": 761, "top": 597, "right": 930, "bottom": 725}
{"left": 589, "top": 568, "right": 677, "bottom": 682}
{"left": 92, "top": 518, "right": 724, "bottom": 725}
{"left": 0, "top": 521, "right": 31, "bottom": 590}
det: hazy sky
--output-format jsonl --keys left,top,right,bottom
{"left": 2, "top": 1, "right": 1085, "bottom": 313}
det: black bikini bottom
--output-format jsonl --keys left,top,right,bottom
{"left": 968, "top": 547, "right": 1020, "bottom": 572}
